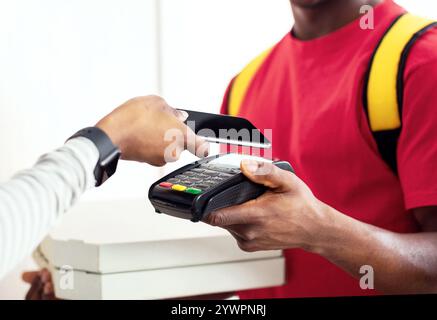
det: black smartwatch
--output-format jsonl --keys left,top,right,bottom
{"left": 69, "top": 127, "right": 121, "bottom": 187}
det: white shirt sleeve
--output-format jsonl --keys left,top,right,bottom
{"left": 0, "top": 137, "right": 99, "bottom": 279}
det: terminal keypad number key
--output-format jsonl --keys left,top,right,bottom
{"left": 158, "top": 164, "right": 241, "bottom": 195}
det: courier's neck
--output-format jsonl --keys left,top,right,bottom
{"left": 291, "top": 0, "right": 383, "bottom": 40}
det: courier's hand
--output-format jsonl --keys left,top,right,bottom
{"left": 205, "top": 160, "right": 332, "bottom": 252}
{"left": 96, "top": 95, "right": 209, "bottom": 166}
{"left": 22, "top": 269, "right": 57, "bottom": 300}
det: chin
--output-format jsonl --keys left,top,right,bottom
{"left": 290, "top": 0, "right": 332, "bottom": 8}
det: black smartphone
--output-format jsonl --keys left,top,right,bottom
{"left": 180, "top": 109, "right": 271, "bottom": 149}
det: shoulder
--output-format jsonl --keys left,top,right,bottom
{"left": 405, "top": 26, "right": 437, "bottom": 74}
{"left": 402, "top": 27, "right": 437, "bottom": 117}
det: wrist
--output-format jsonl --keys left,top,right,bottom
{"left": 304, "top": 202, "right": 352, "bottom": 256}
{"left": 68, "top": 127, "right": 121, "bottom": 186}
{"left": 96, "top": 116, "right": 124, "bottom": 152}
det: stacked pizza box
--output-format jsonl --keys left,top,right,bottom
{"left": 35, "top": 199, "right": 284, "bottom": 300}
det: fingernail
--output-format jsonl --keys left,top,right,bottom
{"left": 40, "top": 269, "right": 50, "bottom": 282}
{"left": 43, "top": 283, "right": 52, "bottom": 295}
{"left": 203, "top": 143, "right": 210, "bottom": 157}
{"left": 242, "top": 159, "right": 259, "bottom": 173}
{"left": 177, "top": 110, "right": 189, "bottom": 121}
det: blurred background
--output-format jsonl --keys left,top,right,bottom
{"left": 0, "top": 0, "right": 435, "bottom": 299}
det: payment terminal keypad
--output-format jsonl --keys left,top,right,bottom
{"left": 158, "top": 164, "right": 241, "bottom": 195}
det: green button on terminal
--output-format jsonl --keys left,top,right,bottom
{"left": 185, "top": 188, "right": 202, "bottom": 195}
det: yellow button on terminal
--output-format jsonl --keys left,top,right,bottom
{"left": 172, "top": 184, "right": 187, "bottom": 192}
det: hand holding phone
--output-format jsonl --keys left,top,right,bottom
{"left": 180, "top": 110, "right": 271, "bottom": 149}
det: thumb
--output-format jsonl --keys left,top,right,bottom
{"left": 189, "top": 129, "right": 210, "bottom": 158}
{"left": 179, "top": 122, "right": 210, "bottom": 158}
{"left": 22, "top": 271, "right": 40, "bottom": 284}
{"left": 240, "top": 159, "right": 294, "bottom": 191}
{"left": 174, "top": 109, "right": 189, "bottom": 122}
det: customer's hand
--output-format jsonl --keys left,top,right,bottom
{"left": 22, "top": 269, "right": 57, "bottom": 300}
{"left": 96, "top": 95, "right": 209, "bottom": 166}
{"left": 205, "top": 160, "right": 332, "bottom": 253}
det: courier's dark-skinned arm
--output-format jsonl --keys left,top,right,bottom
{"left": 312, "top": 206, "right": 437, "bottom": 294}
{"left": 206, "top": 160, "right": 437, "bottom": 294}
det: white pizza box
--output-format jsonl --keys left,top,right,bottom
{"left": 35, "top": 251, "right": 284, "bottom": 300}
{"left": 36, "top": 199, "right": 285, "bottom": 299}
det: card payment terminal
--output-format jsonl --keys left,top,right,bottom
{"left": 148, "top": 153, "right": 293, "bottom": 222}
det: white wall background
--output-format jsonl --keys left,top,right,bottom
{"left": 0, "top": 0, "right": 291, "bottom": 299}
{"left": 0, "top": 0, "right": 435, "bottom": 299}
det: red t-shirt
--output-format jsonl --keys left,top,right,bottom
{"left": 221, "top": 0, "right": 437, "bottom": 298}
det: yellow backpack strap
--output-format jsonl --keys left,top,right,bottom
{"left": 227, "top": 48, "right": 273, "bottom": 116}
{"left": 364, "top": 13, "right": 437, "bottom": 175}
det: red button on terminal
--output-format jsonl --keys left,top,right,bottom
{"left": 159, "top": 182, "right": 173, "bottom": 188}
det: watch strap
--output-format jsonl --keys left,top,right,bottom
{"left": 68, "top": 127, "right": 121, "bottom": 186}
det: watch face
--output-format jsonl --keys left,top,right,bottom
{"left": 101, "top": 171, "right": 109, "bottom": 183}
{"left": 100, "top": 149, "right": 121, "bottom": 185}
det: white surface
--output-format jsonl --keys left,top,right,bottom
{"left": 159, "top": 0, "right": 292, "bottom": 112}
{"left": 210, "top": 153, "right": 273, "bottom": 167}
{"left": 0, "top": 0, "right": 161, "bottom": 201}
{"left": 36, "top": 199, "right": 284, "bottom": 299}
{"left": 45, "top": 199, "right": 228, "bottom": 244}
{"left": 38, "top": 199, "right": 281, "bottom": 274}
{"left": 49, "top": 258, "right": 285, "bottom": 300}
{"left": 396, "top": 0, "right": 437, "bottom": 20}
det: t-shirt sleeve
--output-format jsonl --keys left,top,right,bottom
{"left": 220, "top": 78, "right": 235, "bottom": 115}
{"left": 219, "top": 78, "right": 236, "bottom": 154}
{"left": 397, "top": 31, "right": 437, "bottom": 210}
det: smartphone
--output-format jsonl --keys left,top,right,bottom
{"left": 180, "top": 109, "right": 271, "bottom": 149}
